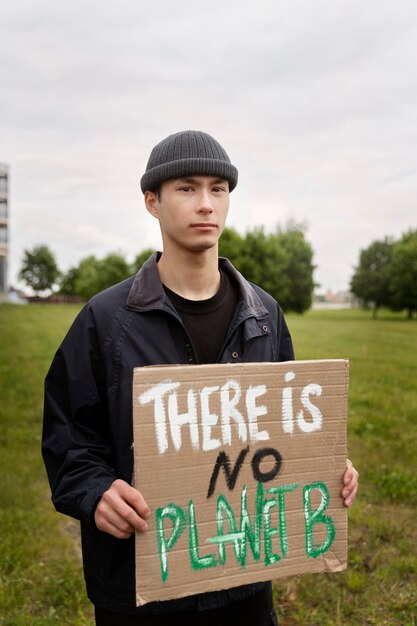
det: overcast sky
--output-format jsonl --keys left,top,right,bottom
{"left": 2, "top": 0, "right": 416, "bottom": 293}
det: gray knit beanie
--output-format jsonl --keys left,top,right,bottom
{"left": 140, "top": 130, "right": 238, "bottom": 193}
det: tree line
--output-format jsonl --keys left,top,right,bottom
{"left": 350, "top": 229, "right": 417, "bottom": 319}
{"left": 18, "top": 223, "right": 315, "bottom": 313}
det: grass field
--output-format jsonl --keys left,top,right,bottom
{"left": 0, "top": 304, "right": 416, "bottom": 625}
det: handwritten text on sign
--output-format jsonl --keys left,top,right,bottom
{"left": 133, "top": 360, "right": 348, "bottom": 606}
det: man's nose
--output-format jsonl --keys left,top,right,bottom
{"left": 196, "top": 189, "right": 214, "bottom": 212}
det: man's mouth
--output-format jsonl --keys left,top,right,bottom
{"left": 190, "top": 223, "right": 217, "bottom": 228}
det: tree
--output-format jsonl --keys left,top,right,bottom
{"left": 129, "top": 224, "right": 315, "bottom": 313}
{"left": 74, "top": 253, "right": 131, "bottom": 300}
{"left": 71, "top": 256, "right": 100, "bottom": 300}
{"left": 59, "top": 266, "right": 81, "bottom": 296}
{"left": 131, "top": 248, "right": 156, "bottom": 274}
{"left": 19, "top": 245, "right": 60, "bottom": 294}
{"left": 218, "top": 227, "right": 246, "bottom": 267}
{"left": 388, "top": 230, "right": 417, "bottom": 319}
{"left": 275, "top": 224, "right": 315, "bottom": 314}
{"left": 221, "top": 223, "right": 315, "bottom": 313}
{"left": 350, "top": 239, "right": 394, "bottom": 318}
{"left": 238, "top": 227, "right": 290, "bottom": 305}
{"left": 95, "top": 253, "right": 131, "bottom": 293}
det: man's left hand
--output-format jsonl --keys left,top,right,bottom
{"left": 341, "top": 458, "right": 359, "bottom": 507}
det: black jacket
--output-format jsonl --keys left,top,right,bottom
{"left": 42, "top": 253, "right": 294, "bottom": 614}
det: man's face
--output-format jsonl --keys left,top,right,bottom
{"left": 145, "top": 175, "right": 230, "bottom": 254}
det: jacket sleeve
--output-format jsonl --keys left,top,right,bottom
{"left": 277, "top": 304, "right": 295, "bottom": 362}
{"left": 42, "top": 304, "right": 117, "bottom": 528}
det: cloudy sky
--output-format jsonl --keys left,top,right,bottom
{"left": 2, "top": 0, "right": 416, "bottom": 293}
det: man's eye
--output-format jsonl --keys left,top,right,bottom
{"left": 213, "top": 187, "right": 226, "bottom": 192}
{"left": 179, "top": 186, "right": 192, "bottom": 192}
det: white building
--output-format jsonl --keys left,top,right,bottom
{"left": 0, "top": 164, "right": 8, "bottom": 296}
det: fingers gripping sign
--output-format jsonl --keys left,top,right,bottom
{"left": 94, "top": 479, "right": 151, "bottom": 539}
{"left": 341, "top": 458, "right": 359, "bottom": 507}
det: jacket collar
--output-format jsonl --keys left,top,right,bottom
{"left": 126, "top": 251, "right": 269, "bottom": 319}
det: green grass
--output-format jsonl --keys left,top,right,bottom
{"left": 0, "top": 304, "right": 416, "bottom": 625}
{"left": 0, "top": 304, "right": 92, "bottom": 625}
{"left": 272, "top": 308, "right": 417, "bottom": 625}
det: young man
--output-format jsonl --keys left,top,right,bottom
{"left": 42, "top": 130, "right": 359, "bottom": 625}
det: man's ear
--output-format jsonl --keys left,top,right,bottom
{"left": 144, "top": 190, "right": 159, "bottom": 218}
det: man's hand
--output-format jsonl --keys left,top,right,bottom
{"left": 94, "top": 479, "right": 151, "bottom": 539}
{"left": 341, "top": 458, "right": 359, "bottom": 507}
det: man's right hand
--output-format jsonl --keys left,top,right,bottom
{"left": 94, "top": 479, "right": 151, "bottom": 539}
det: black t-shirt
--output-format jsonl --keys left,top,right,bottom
{"left": 163, "top": 270, "right": 238, "bottom": 364}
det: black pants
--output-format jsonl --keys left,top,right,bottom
{"left": 95, "top": 586, "right": 278, "bottom": 626}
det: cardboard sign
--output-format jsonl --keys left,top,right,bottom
{"left": 133, "top": 359, "right": 348, "bottom": 606}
